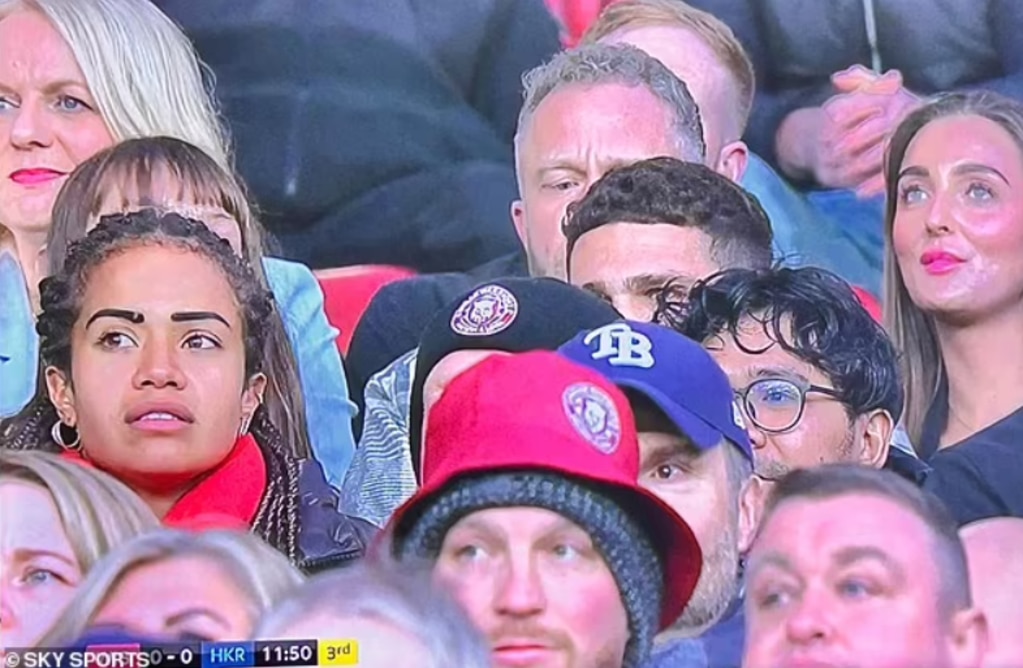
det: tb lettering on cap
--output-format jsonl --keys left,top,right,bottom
{"left": 583, "top": 322, "right": 655, "bottom": 368}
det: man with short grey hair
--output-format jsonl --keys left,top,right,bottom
{"left": 345, "top": 42, "right": 707, "bottom": 452}
{"left": 511, "top": 43, "right": 705, "bottom": 280}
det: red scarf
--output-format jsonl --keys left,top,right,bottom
{"left": 61, "top": 434, "right": 267, "bottom": 531}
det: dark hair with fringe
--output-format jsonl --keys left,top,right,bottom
{"left": 45, "top": 136, "right": 310, "bottom": 458}
{"left": 657, "top": 266, "right": 903, "bottom": 422}
{"left": 1, "top": 210, "right": 305, "bottom": 559}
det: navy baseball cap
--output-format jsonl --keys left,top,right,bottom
{"left": 559, "top": 320, "right": 753, "bottom": 462}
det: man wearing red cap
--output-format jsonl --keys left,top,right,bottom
{"left": 387, "top": 351, "right": 702, "bottom": 668}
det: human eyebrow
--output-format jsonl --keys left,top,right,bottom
{"left": 165, "top": 607, "right": 231, "bottom": 630}
{"left": 625, "top": 273, "right": 686, "bottom": 294}
{"left": 170, "top": 311, "right": 231, "bottom": 328}
{"left": 832, "top": 545, "right": 905, "bottom": 579}
{"left": 896, "top": 165, "right": 929, "bottom": 182}
{"left": 952, "top": 163, "right": 1010, "bottom": 185}
{"left": 746, "top": 552, "right": 798, "bottom": 580}
{"left": 86, "top": 309, "right": 144, "bottom": 328}
{"left": 14, "top": 548, "right": 78, "bottom": 569}
{"left": 749, "top": 366, "right": 810, "bottom": 384}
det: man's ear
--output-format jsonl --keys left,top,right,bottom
{"left": 948, "top": 607, "right": 988, "bottom": 668}
{"left": 511, "top": 200, "right": 527, "bottom": 246}
{"left": 45, "top": 366, "right": 77, "bottom": 426}
{"left": 716, "top": 140, "right": 749, "bottom": 182}
{"left": 738, "top": 474, "right": 771, "bottom": 555}
{"left": 857, "top": 409, "right": 894, "bottom": 469}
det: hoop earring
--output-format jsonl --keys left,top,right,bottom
{"left": 51, "top": 420, "right": 81, "bottom": 452}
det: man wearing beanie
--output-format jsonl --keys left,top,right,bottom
{"left": 388, "top": 351, "right": 702, "bottom": 668}
{"left": 340, "top": 278, "right": 619, "bottom": 528}
{"left": 560, "top": 320, "right": 759, "bottom": 668}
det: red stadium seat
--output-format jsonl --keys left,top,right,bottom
{"left": 852, "top": 286, "right": 882, "bottom": 324}
{"left": 545, "top": 0, "right": 607, "bottom": 46}
{"left": 315, "top": 265, "right": 417, "bottom": 355}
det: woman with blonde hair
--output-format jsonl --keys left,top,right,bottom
{"left": 0, "top": 449, "right": 158, "bottom": 650}
{"left": 39, "top": 529, "right": 304, "bottom": 646}
{"left": 883, "top": 90, "right": 1023, "bottom": 524}
{"left": 0, "top": 0, "right": 356, "bottom": 482}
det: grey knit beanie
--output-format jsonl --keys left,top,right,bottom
{"left": 393, "top": 471, "right": 665, "bottom": 668}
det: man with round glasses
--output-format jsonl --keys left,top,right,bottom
{"left": 661, "top": 265, "right": 923, "bottom": 485}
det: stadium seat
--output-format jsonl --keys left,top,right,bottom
{"left": 315, "top": 265, "right": 417, "bottom": 355}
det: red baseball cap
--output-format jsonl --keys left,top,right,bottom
{"left": 388, "top": 350, "right": 702, "bottom": 628}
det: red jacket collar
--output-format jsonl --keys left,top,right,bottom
{"left": 62, "top": 434, "right": 267, "bottom": 531}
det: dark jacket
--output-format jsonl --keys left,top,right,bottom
{"left": 154, "top": 0, "right": 560, "bottom": 272}
{"left": 688, "top": 0, "right": 1023, "bottom": 171}
{"left": 346, "top": 252, "right": 527, "bottom": 436}
{"left": 295, "top": 459, "right": 377, "bottom": 573}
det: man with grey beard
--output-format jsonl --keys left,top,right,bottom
{"left": 560, "top": 320, "right": 761, "bottom": 668}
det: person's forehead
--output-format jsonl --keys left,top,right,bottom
{"left": 705, "top": 317, "right": 827, "bottom": 384}
{"left": 78, "top": 246, "right": 243, "bottom": 324}
{"left": 522, "top": 82, "right": 677, "bottom": 153}
{"left": 453, "top": 505, "right": 592, "bottom": 539}
{"left": 760, "top": 494, "right": 935, "bottom": 562}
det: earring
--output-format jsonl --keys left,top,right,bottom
{"left": 238, "top": 412, "right": 253, "bottom": 437}
{"left": 51, "top": 420, "right": 81, "bottom": 452}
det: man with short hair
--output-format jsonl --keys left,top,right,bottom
{"left": 344, "top": 42, "right": 706, "bottom": 409}
{"left": 582, "top": 0, "right": 877, "bottom": 290}
{"left": 660, "top": 266, "right": 922, "bottom": 484}
{"left": 560, "top": 320, "right": 759, "bottom": 668}
{"left": 563, "top": 158, "right": 772, "bottom": 320}
{"left": 510, "top": 42, "right": 705, "bottom": 281}
{"left": 960, "top": 518, "right": 1023, "bottom": 667}
{"left": 744, "top": 464, "right": 987, "bottom": 668}
{"left": 388, "top": 351, "right": 703, "bottom": 668}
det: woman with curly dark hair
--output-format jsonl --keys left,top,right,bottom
{"left": 1, "top": 208, "right": 374, "bottom": 572}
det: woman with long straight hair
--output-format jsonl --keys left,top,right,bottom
{"left": 883, "top": 90, "right": 1023, "bottom": 524}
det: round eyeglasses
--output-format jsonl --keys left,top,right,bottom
{"left": 734, "top": 377, "right": 844, "bottom": 434}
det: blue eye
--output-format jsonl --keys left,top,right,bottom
{"left": 23, "top": 569, "right": 59, "bottom": 586}
{"left": 55, "top": 95, "right": 88, "bottom": 112}
{"left": 898, "top": 184, "right": 928, "bottom": 205}
{"left": 753, "top": 381, "right": 800, "bottom": 406}
{"left": 966, "top": 182, "right": 994, "bottom": 201}
{"left": 551, "top": 544, "right": 581, "bottom": 561}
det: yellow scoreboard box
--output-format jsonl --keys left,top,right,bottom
{"left": 318, "top": 640, "right": 359, "bottom": 666}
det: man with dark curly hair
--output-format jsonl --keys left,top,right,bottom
{"left": 658, "top": 265, "right": 925, "bottom": 485}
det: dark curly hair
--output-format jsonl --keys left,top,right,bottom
{"left": 657, "top": 266, "right": 904, "bottom": 422}
{"left": 37, "top": 209, "right": 272, "bottom": 378}
{"left": 562, "top": 157, "right": 773, "bottom": 274}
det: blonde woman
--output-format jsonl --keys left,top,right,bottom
{"left": 254, "top": 558, "right": 489, "bottom": 668}
{"left": 883, "top": 90, "right": 1023, "bottom": 524}
{"left": 0, "top": 450, "right": 158, "bottom": 650}
{"left": 0, "top": 0, "right": 356, "bottom": 484}
{"left": 40, "top": 529, "right": 304, "bottom": 646}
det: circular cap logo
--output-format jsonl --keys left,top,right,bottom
{"left": 562, "top": 383, "right": 621, "bottom": 454}
{"left": 450, "top": 285, "right": 519, "bottom": 336}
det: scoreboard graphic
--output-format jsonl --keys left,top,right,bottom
{"left": 3, "top": 640, "right": 359, "bottom": 668}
